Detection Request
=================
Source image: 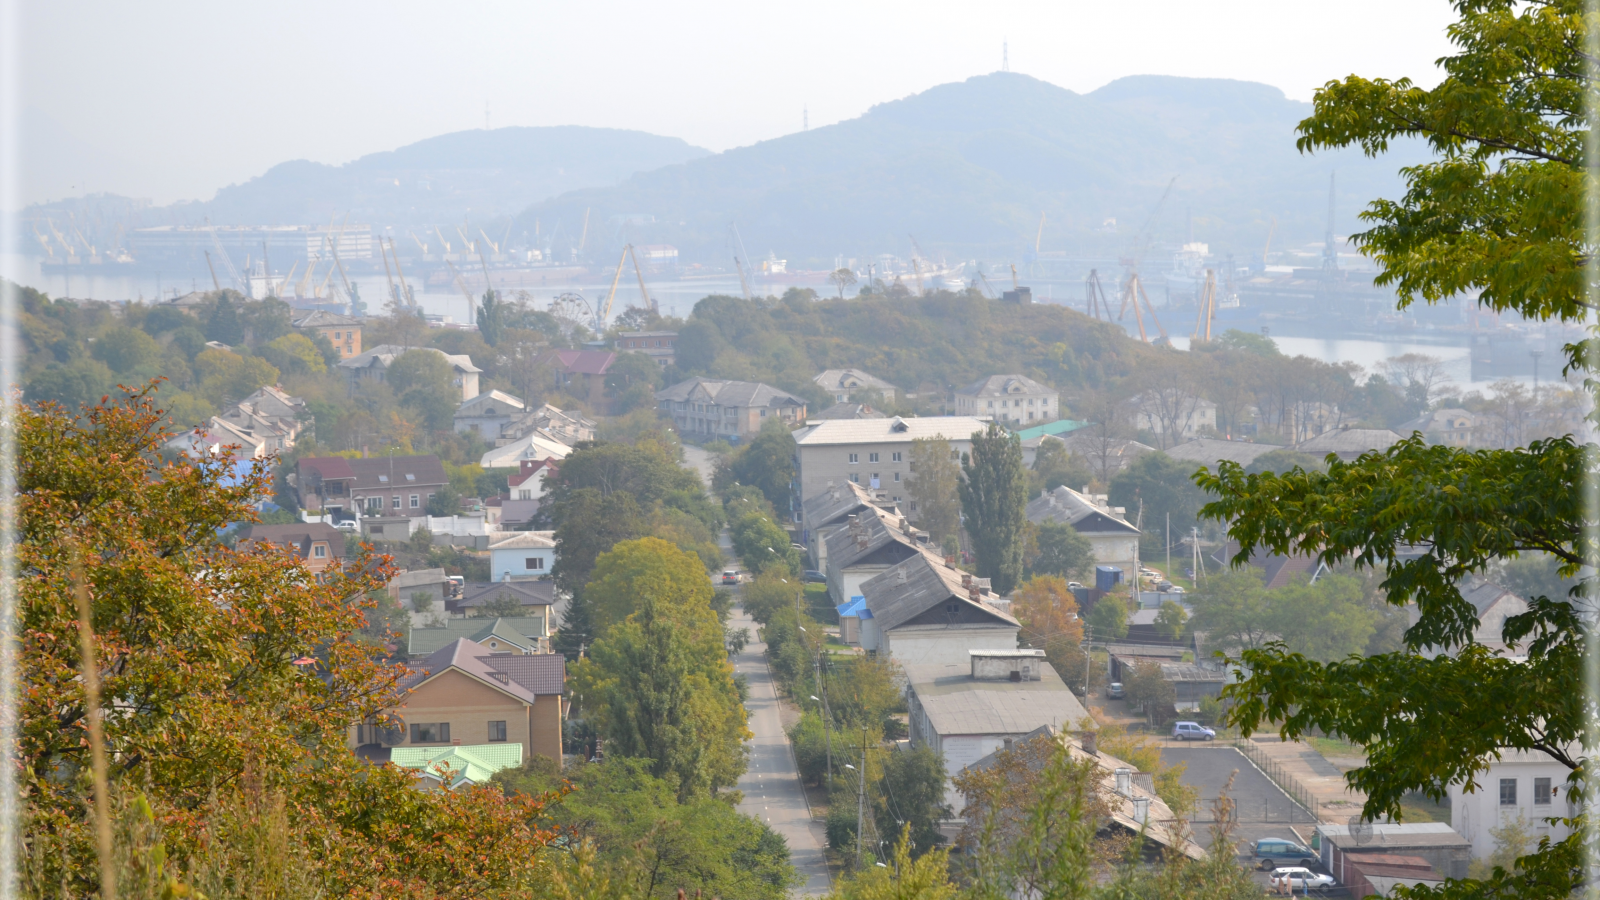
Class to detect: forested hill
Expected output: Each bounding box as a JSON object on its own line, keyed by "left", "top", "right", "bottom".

{"left": 188, "top": 126, "right": 711, "bottom": 227}
{"left": 517, "top": 72, "right": 1431, "bottom": 265}
{"left": 675, "top": 290, "right": 1157, "bottom": 409}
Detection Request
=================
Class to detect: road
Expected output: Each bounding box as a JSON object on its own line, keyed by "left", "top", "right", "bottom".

{"left": 731, "top": 603, "right": 832, "bottom": 896}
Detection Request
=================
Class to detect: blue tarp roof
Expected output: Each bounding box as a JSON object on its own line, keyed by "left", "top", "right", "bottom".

{"left": 837, "top": 597, "right": 872, "bottom": 618}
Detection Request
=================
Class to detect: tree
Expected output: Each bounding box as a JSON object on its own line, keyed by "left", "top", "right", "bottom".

{"left": 584, "top": 537, "right": 716, "bottom": 635}
{"left": 478, "top": 288, "right": 507, "bottom": 346}
{"left": 495, "top": 757, "right": 800, "bottom": 900}
{"left": 1086, "top": 596, "right": 1129, "bottom": 642}
{"left": 716, "top": 416, "right": 798, "bottom": 512}
{"left": 1186, "top": 567, "right": 1275, "bottom": 652}
{"left": 1124, "top": 660, "right": 1176, "bottom": 723}
{"left": 1028, "top": 520, "right": 1093, "bottom": 580}
{"left": 1010, "top": 576, "right": 1085, "bottom": 689}
{"left": 386, "top": 349, "right": 457, "bottom": 431}
{"left": 731, "top": 507, "right": 800, "bottom": 576}
{"left": 571, "top": 543, "right": 750, "bottom": 800}
{"left": 1199, "top": 7, "right": 1592, "bottom": 894}
{"left": 1155, "top": 599, "right": 1189, "bottom": 641}
{"left": 551, "top": 488, "right": 645, "bottom": 598}
{"left": 91, "top": 326, "right": 163, "bottom": 374}
{"left": 827, "top": 826, "right": 955, "bottom": 900}
{"left": 264, "top": 332, "right": 328, "bottom": 374}
{"left": 204, "top": 294, "right": 245, "bottom": 345}
{"left": 959, "top": 423, "right": 1028, "bottom": 594}
{"left": 872, "top": 748, "right": 950, "bottom": 857}
{"left": 1029, "top": 436, "right": 1092, "bottom": 497}
{"left": 193, "top": 348, "right": 279, "bottom": 405}
{"left": 18, "top": 385, "right": 560, "bottom": 896}
{"left": 1109, "top": 450, "right": 1210, "bottom": 560}
{"left": 604, "top": 350, "right": 665, "bottom": 414}
{"left": 828, "top": 268, "right": 859, "bottom": 299}
{"left": 905, "top": 435, "right": 961, "bottom": 546}
{"left": 425, "top": 482, "right": 462, "bottom": 517}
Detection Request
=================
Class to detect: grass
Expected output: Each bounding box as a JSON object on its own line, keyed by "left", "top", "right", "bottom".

{"left": 1398, "top": 791, "right": 1451, "bottom": 824}
{"left": 1308, "top": 736, "right": 1365, "bottom": 759}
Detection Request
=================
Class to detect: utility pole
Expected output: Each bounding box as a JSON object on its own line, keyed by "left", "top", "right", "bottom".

{"left": 1166, "top": 512, "right": 1171, "bottom": 578}
{"left": 857, "top": 727, "right": 868, "bottom": 865}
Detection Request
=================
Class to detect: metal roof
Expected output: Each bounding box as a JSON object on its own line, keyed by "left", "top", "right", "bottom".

{"left": 956, "top": 374, "right": 1055, "bottom": 399}
{"left": 801, "top": 479, "right": 896, "bottom": 530}
{"left": 406, "top": 617, "right": 546, "bottom": 658}
{"left": 655, "top": 376, "right": 806, "bottom": 408}
{"left": 909, "top": 662, "right": 1088, "bottom": 735}
{"left": 859, "top": 549, "right": 1018, "bottom": 633}
{"left": 1163, "top": 438, "right": 1280, "bottom": 468}
{"left": 823, "top": 506, "right": 924, "bottom": 572}
{"left": 488, "top": 531, "right": 556, "bottom": 550}
{"left": 1295, "top": 428, "right": 1403, "bottom": 457}
{"left": 390, "top": 742, "right": 524, "bottom": 788}
{"left": 794, "top": 416, "right": 990, "bottom": 446}
{"left": 1026, "top": 486, "right": 1139, "bottom": 536}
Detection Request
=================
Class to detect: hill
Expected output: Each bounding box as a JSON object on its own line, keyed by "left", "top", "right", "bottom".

{"left": 514, "top": 73, "right": 1432, "bottom": 266}
{"left": 186, "top": 126, "right": 711, "bottom": 227}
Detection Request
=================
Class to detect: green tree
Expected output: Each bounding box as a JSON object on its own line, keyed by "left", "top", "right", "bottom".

{"left": 264, "top": 332, "right": 328, "bottom": 375}
{"left": 1029, "top": 437, "right": 1092, "bottom": 497}
{"left": 731, "top": 508, "right": 800, "bottom": 576}
{"left": 826, "top": 826, "right": 955, "bottom": 900}
{"left": 551, "top": 488, "right": 645, "bottom": 598}
{"left": 1028, "top": 520, "right": 1093, "bottom": 580}
{"left": 425, "top": 482, "right": 461, "bottom": 517}
{"left": 1271, "top": 574, "right": 1379, "bottom": 663}
{"left": 872, "top": 747, "right": 949, "bottom": 856}
{"left": 474, "top": 591, "right": 526, "bottom": 618}
{"left": 1124, "top": 660, "right": 1176, "bottom": 723}
{"left": 386, "top": 349, "right": 457, "bottom": 431}
{"left": 91, "top": 326, "right": 163, "bottom": 374}
{"left": 584, "top": 537, "right": 715, "bottom": 635}
{"left": 495, "top": 757, "right": 800, "bottom": 900}
{"left": 959, "top": 423, "right": 1028, "bottom": 594}
{"left": 906, "top": 435, "right": 961, "bottom": 546}
{"left": 1087, "top": 596, "right": 1129, "bottom": 641}
{"left": 1197, "top": 7, "right": 1593, "bottom": 895}
{"left": 604, "top": 350, "right": 665, "bottom": 414}
{"left": 1109, "top": 450, "right": 1209, "bottom": 559}
{"left": 1186, "top": 567, "right": 1274, "bottom": 652}
{"left": 478, "top": 288, "right": 506, "bottom": 346}
{"left": 204, "top": 294, "right": 245, "bottom": 345}
{"left": 716, "top": 416, "right": 798, "bottom": 512}
{"left": 1155, "top": 599, "right": 1189, "bottom": 641}
{"left": 24, "top": 360, "right": 115, "bottom": 409}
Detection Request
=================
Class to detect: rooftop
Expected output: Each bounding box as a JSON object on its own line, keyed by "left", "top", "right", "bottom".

{"left": 390, "top": 742, "right": 524, "bottom": 788}
{"left": 406, "top": 617, "right": 547, "bottom": 658}
{"left": 794, "top": 416, "right": 991, "bottom": 446}
{"left": 1012, "top": 419, "right": 1088, "bottom": 441}
{"left": 656, "top": 377, "right": 807, "bottom": 409}
{"left": 907, "top": 661, "right": 1089, "bottom": 735}
{"left": 487, "top": 531, "right": 556, "bottom": 550}
{"left": 957, "top": 374, "right": 1056, "bottom": 398}
{"left": 860, "top": 549, "right": 1018, "bottom": 633}
{"left": 1163, "top": 438, "right": 1280, "bottom": 468}
{"left": 1026, "top": 486, "right": 1139, "bottom": 536}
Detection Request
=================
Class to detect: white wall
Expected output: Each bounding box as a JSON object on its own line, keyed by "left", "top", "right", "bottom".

{"left": 490, "top": 547, "right": 557, "bottom": 582}
{"left": 883, "top": 627, "right": 1019, "bottom": 670}
{"left": 939, "top": 734, "right": 1012, "bottom": 813}
{"left": 1450, "top": 752, "right": 1573, "bottom": 858}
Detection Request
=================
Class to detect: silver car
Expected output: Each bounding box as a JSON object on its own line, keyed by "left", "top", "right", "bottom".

{"left": 1269, "top": 867, "right": 1335, "bottom": 892}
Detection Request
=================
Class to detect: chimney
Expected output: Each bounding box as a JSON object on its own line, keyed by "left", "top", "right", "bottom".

{"left": 895, "top": 566, "right": 908, "bottom": 585}
{"left": 968, "top": 585, "right": 980, "bottom": 603}
{"left": 1115, "top": 767, "right": 1132, "bottom": 796}
{"left": 945, "top": 555, "right": 958, "bottom": 569}
{"left": 899, "top": 516, "right": 909, "bottom": 533}
{"left": 1080, "top": 731, "right": 1098, "bottom": 756}
{"left": 1003, "top": 737, "right": 1014, "bottom": 751}
{"left": 1132, "top": 796, "right": 1150, "bottom": 825}
{"left": 961, "top": 573, "right": 972, "bottom": 588}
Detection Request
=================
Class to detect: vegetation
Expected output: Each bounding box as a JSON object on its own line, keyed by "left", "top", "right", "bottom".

{"left": 959, "top": 423, "right": 1029, "bottom": 594}
{"left": 1199, "top": 4, "right": 1592, "bottom": 897}
{"left": 906, "top": 435, "right": 962, "bottom": 547}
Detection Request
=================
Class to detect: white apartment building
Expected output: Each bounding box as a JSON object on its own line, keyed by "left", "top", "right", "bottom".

{"left": 952, "top": 375, "right": 1059, "bottom": 426}
{"left": 793, "top": 416, "right": 990, "bottom": 519}
{"left": 1450, "top": 749, "right": 1575, "bottom": 859}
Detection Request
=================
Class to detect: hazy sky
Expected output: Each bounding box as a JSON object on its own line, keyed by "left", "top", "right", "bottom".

{"left": 14, "top": 0, "right": 1458, "bottom": 206}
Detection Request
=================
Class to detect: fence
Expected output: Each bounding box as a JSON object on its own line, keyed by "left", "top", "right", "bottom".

{"left": 1234, "top": 739, "right": 1322, "bottom": 820}
{"left": 1191, "top": 795, "right": 1319, "bottom": 825}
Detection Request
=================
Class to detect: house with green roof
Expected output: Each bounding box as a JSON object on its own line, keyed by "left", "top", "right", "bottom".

{"left": 406, "top": 616, "right": 547, "bottom": 659}
{"left": 390, "top": 743, "right": 525, "bottom": 789}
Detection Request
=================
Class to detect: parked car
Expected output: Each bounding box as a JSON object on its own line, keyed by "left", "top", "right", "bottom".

{"left": 1254, "top": 839, "right": 1317, "bottom": 869}
{"left": 335, "top": 519, "right": 360, "bottom": 532}
{"left": 803, "top": 569, "right": 827, "bottom": 584}
{"left": 721, "top": 569, "right": 741, "bottom": 585}
{"left": 1167, "top": 586, "right": 1186, "bottom": 594}
{"left": 1171, "top": 721, "right": 1215, "bottom": 741}
{"left": 1106, "top": 682, "right": 1125, "bottom": 700}
{"left": 1067, "top": 581, "right": 1084, "bottom": 590}
{"left": 1268, "top": 867, "right": 1335, "bottom": 891}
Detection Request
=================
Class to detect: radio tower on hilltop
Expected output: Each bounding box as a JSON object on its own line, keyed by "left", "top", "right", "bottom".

{"left": 1003, "top": 40, "right": 1009, "bottom": 72}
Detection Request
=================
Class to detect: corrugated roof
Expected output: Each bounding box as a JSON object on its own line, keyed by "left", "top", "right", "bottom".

{"left": 655, "top": 376, "right": 806, "bottom": 408}
{"left": 347, "top": 455, "right": 448, "bottom": 492}
{"left": 801, "top": 480, "right": 896, "bottom": 530}
{"left": 910, "top": 662, "right": 1088, "bottom": 734}
{"left": 390, "top": 742, "right": 525, "bottom": 788}
{"left": 406, "top": 618, "right": 546, "bottom": 657}
{"left": 1026, "top": 486, "right": 1139, "bottom": 537}
{"left": 957, "top": 374, "right": 1055, "bottom": 399}
{"left": 813, "top": 368, "right": 897, "bottom": 393}
{"left": 541, "top": 349, "right": 616, "bottom": 376}
{"left": 482, "top": 653, "right": 566, "bottom": 695}
{"left": 1163, "top": 438, "right": 1279, "bottom": 468}
{"left": 824, "top": 506, "right": 924, "bottom": 572}
{"left": 1295, "top": 428, "right": 1402, "bottom": 457}
{"left": 794, "top": 416, "right": 990, "bottom": 446}
{"left": 1012, "top": 419, "right": 1088, "bottom": 440}
{"left": 812, "top": 402, "right": 888, "bottom": 420}
{"left": 860, "top": 549, "right": 1018, "bottom": 633}
{"left": 488, "top": 531, "right": 556, "bottom": 550}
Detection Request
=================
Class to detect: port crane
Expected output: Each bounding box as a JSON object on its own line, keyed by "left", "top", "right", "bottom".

{"left": 444, "top": 258, "right": 477, "bottom": 314}
{"left": 203, "top": 218, "right": 244, "bottom": 291}
{"left": 390, "top": 238, "right": 416, "bottom": 308}
{"left": 1191, "top": 269, "right": 1217, "bottom": 342}
{"left": 1084, "top": 270, "right": 1111, "bottom": 320}
{"left": 729, "top": 223, "right": 755, "bottom": 300}
{"left": 1116, "top": 177, "right": 1177, "bottom": 343}
{"left": 1033, "top": 212, "right": 1046, "bottom": 276}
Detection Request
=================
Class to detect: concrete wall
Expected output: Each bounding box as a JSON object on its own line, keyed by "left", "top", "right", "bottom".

{"left": 883, "top": 627, "right": 1020, "bottom": 669}
{"left": 799, "top": 436, "right": 974, "bottom": 522}
{"left": 1450, "top": 752, "right": 1573, "bottom": 858}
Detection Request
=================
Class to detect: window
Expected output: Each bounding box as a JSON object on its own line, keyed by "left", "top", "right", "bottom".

{"left": 910, "top": 500, "right": 918, "bottom": 510}
{"left": 760, "top": 409, "right": 768, "bottom": 417}
{"left": 378, "top": 474, "right": 389, "bottom": 483}
{"left": 848, "top": 453, "right": 859, "bottom": 464}
{"left": 526, "top": 556, "right": 544, "bottom": 570}
{"left": 892, "top": 452, "right": 902, "bottom": 462}
{"left": 409, "top": 494, "right": 420, "bottom": 508}
{"left": 410, "top": 722, "right": 450, "bottom": 743}
{"left": 333, "top": 331, "right": 341, "bottom": 340}
{"left": 1500, "top": 778, "right": 1518, "bottom": 806}
{"left": 1028, "top": 399, "right": 1035, "bottom": 405}
{"left": 392, "top": 495, "right": 401, "bottom": 509}
{"left": 367, "top": 497, "right": 381, "bottom": 512}
{"left": 488, "top": 720, "right": 507, "bottom": 742}
{"left": 406, "top": 473, "right": 416, "bottom": 482}
{"left": 869, "top": 452, "right": 879, "bottom": 463}
{"left": 987, "top": 400, "right": 994, "bottom": 408}
{"left": 1535, "top": 777, "right": 1553, "bottom": 804}
{"left": 849, "top": 473, "right": 860, "bottom": 484}
{"left": 893, "top": 472, "right": 900, "bottom": 482}
{"left": 518, "top": 489, "right": 532, "bottom": 500}
{"left": 313, "top": 544, "right": 327, "bottom": 559}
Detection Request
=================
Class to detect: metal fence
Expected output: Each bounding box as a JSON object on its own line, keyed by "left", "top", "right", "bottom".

{"left": 1233, "top": 739, "right": 1322, "bottom": 820}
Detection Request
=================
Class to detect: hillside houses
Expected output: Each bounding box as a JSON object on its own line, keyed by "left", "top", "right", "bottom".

{"left": 166, "top": 385, "right": 309, "bottom": 459}
{"left": 1027, "top": 486, "right": 1141, "bottom": 579}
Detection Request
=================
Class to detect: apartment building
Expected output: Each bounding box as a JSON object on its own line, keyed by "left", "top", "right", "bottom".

{"left": 952, "top": 375, "right": 1060, "bottom": 426}
{"left": 793, "top": 416, "right": 989, "bottom": 517}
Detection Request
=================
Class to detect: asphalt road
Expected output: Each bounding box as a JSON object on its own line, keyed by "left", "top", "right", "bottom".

{"left": 731, "top": 604, "right": 833, "bottom": 896}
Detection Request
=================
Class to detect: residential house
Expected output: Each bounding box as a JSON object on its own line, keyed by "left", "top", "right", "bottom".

{"left": 166, "top": 385, "right": 309, "bottom": 459}
{"left": 536, "top": 349, "right": 617, "bottom": 408}
{"left": 793, "top": 416, "right": 989, "bottom": 516}
{"left": 1127, "top": 391, "right": 1218, "bottom": 445}
{"left": 295, "top": 454, "right": 449, "bottom": 539}
{"left": 614, "top": 330, "right": 678, "bottom": 367}
{"left": 291, "top": 310, "right": 363, "bottom": 360}
{"left": 656, "top": 377, "right": 808, "bottom": 442}
{"left": 1398, "top": 408, "right": 1475, "bottom": 447}
{"left": 488, "top": 531, "right": 557, "bottom": 582}
{"left": 1407, "top": 578, "right": 1530, "bottom": 658}
{"left": 962, "top": 726, "right": 1205, "bottom": 859}
{"left": 407, "top": 616, "right": 549, "bottom": 658}
{"left": 824, "top": 505, "right": 928, "bottom": 612}
{"left": 800, "top": 479, "right": 899, "bottom": 572}
{"left": 389, "top": 743, "right": 523, "bottom": 790}
{"left": 1294, "top": 427, "right": 1403, "bottom": 462}
{"left": 1026, "top": 486, "right": 1141, "bottom": 580}
{"left": 813, "top": 368, "right": 898, "bottom": 404}
{"left": 339, "top": 345, "right": 482, "bottom": 402}
{"left": 236, "top": 523, "right": 345, "bottom": 576}
{"left": 1210, "top": 540, "right": 1329, "bottom": 589}
{"left": 906, "top": 651, "right": 1091, "bottom": 811}
{"left": 390, "top": 568, "right": 452, "bottom": 626}
{"left": 1042, "top": 430, "right": 1156, "bottom": 481}
{"left": 1316, "top": 822, "right": 1471, "bottom": 883}
{"left": 812, "top": 402, "right": 887, "bottom": 421}
{"left": 451, "top": 581, "right": 557, "bottom": 624}
{"left": 497, "top": 403, "right": 596, "bottom": 447}
{"left": 354, "top": 636, "right": 564, "bottom": 767}
{"left": 856, "top": 550, "right": 1020, "bottom": 669}
{"left": 953, "top": 375, "right": 1060, "bottom": 426}
{"left": 453, "top": 390, "right": 527, "bottom": 441}
{"left": 1163, "top": 437, "right": 1279, "bottom": 471}
{"left": 479, "top": 429, "right": 572, "bottom": 470}
{"left": 1449, "top": 748, "right": 1574, "bottom": 859}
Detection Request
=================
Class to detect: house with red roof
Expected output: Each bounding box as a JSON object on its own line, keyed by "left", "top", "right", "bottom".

{"left": 536, "top": 349, "right": 616, "bottom": 409}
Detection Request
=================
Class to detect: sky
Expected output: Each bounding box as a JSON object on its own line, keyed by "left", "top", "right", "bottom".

{"left": 11, "top": 0, "right": 1458, "bottom": 207}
